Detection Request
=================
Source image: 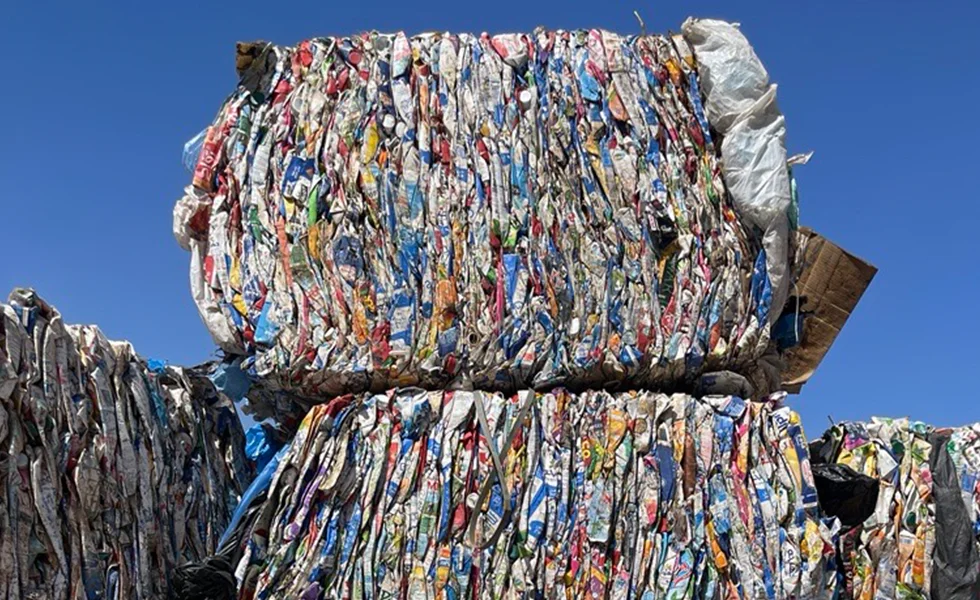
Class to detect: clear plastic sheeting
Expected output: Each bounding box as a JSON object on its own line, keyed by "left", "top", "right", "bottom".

{"left": 681, "top": 19, "right": 794, "bottom": 328}
{"left": 0, "top": 289, "right": 252, "bottom": 600}
{"left": 230, "top": 388, "right": 838, "bottom": 599}
{"left": 175, "top": 25, "right": 789, "bottom": 399}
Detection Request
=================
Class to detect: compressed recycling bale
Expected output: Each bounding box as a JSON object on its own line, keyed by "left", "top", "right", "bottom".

{"left": 0, "top": 289, "right": 252, "bottom": 600}
{"left": 815, "top": 418, "right": 980, "bottom": 599}
{"left": 229, "top": 388, "right": 838, "bottom": 599}
{"left": 175, "top": 24, "right": 795, "bottom": 399}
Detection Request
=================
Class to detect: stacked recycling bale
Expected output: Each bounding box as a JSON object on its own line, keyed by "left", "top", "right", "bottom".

{"left": 0, "top": 289, "right": 251, "bottom": 600}
{"left": 232, "top": 389, "right": 839, "bottom": 599}
{"left": 174, "top": 19, "right": 797, "bottom": 404}
{"left": 172, "top": 17, "right": 836, "bottom": 600}
{"left": 811, "top": 418, "right": 980, "bottom": 599}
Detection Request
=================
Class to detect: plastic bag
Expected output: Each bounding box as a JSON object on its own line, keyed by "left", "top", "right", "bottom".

{"left": 812, "top": 463, "right": 879, "bottom": 527}
{"left": 170, "top": 556, "right": 237, "bottom": 600}
{"left": 719, "top": 87, "right": 790, "bottom": 233}
{"left": 679, "top": 19, "right": 770, "bottom": 133}
{"left": 682, "top": 19, "right": 794, "bottom": 323}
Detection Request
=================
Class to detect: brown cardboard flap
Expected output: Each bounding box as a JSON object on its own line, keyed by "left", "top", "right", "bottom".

{"left": 781, "top": 228, "right": 877, "bottom": 393}
{"left": 236, "top": 41, "right": 270, "bottom": 78}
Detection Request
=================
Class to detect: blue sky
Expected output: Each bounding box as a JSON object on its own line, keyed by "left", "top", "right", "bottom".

{"left": 3, "top": 0, "right": 978, "bottom": 436}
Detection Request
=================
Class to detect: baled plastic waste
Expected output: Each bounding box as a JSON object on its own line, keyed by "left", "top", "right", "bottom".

{"left": 225, "top": 388, "right": 839, "bottom": 599}
{"left": 175, "top": 23, "right": 797, "bottom": 400}
{"left": 0, "top": 289, "right": 251, "bottom": 600}
{"left": 813, "top": 418, "right": 980, "bottom": 600}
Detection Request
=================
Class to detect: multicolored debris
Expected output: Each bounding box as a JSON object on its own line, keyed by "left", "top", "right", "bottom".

{"left": 230, "top": 388, "right": 838, "bottom": 599}
{"left": 175, "top": 20, "right": 797, "bottom": 400}
{"left": 811, "top": 418, "right": 980, "bottom": 600}
{"left": 0, "top": 289, "right": 251, "bottom": 600}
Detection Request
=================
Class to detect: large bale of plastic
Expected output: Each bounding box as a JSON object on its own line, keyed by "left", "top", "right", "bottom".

{"left": 813, "top": 418, "right": 980, "bottom": 599}
{"left": 0, "top": 289, "right": 252, "bottom": 600}
{"left": 175, "top": 23, "right": 798, "bottom": 399}
{"left": 225, "top": 388, "right": 838, "bottom": 599}
{"left": 945, "top": 425, "right": 980, "bottom": 540}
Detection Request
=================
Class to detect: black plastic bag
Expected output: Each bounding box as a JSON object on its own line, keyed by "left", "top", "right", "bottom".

{"left": 170, "top": 555, "right": 237, "bottom": 600}
{"left": 929, "top": 432, "right": 980, "bottom": 600}
{"left": 169, "top": 496, "right": 267, "bottom": 600}
{"left": 813, "top": 462, "right": 879, "bottom": 527}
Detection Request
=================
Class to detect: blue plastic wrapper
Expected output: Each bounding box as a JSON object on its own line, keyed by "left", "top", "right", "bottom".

{"left": 245, "top": 422, "right": 284, "bottom": 472}
{"left": 210, "top": 356, "right": 251, "bottom": 402}
{"left": 219, "top": 445, "right": 287, "bottom": 548}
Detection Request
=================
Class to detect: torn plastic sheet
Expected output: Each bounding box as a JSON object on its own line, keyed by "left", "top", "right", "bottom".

{"left": 174, "top": 23, "right": 797, "bottom": 400}
{"left": 682, "top": 19, "right": 795, "bottom": 330}
{"left": 244, "top": 422, "right": 286, "bottom": 473}
{"left": 227, "top": 388, "right": 838, "bottom": 599}
{"left": 817, "top": 418, "right": 980, "bottom": 599}
{"left": 0, "top": 289, "right": 252, "bottom": 600}
{"left": 213, "top": 362, "right": 313, "bottom": 429}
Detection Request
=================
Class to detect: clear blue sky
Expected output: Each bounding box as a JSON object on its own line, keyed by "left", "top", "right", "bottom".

{"left": 3, "top": 0, "right": 978, "bottom": 435}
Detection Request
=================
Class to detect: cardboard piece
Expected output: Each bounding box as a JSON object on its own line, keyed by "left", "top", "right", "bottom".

{"left": 780, "top": 228, "right": 876, "bottom": 393}
{"left": 236, "top": 41, "right": 268, "bottom": 77}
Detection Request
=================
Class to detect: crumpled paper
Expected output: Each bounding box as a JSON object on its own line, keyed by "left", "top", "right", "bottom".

{"left": 230, "top": 388, "right": 838, "bottom": 599}
{"left": 175, "top": 25, "right": 790, "bottom": 399}
{"left": 0, "top": 289, "right": 251, "bottom": 600}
